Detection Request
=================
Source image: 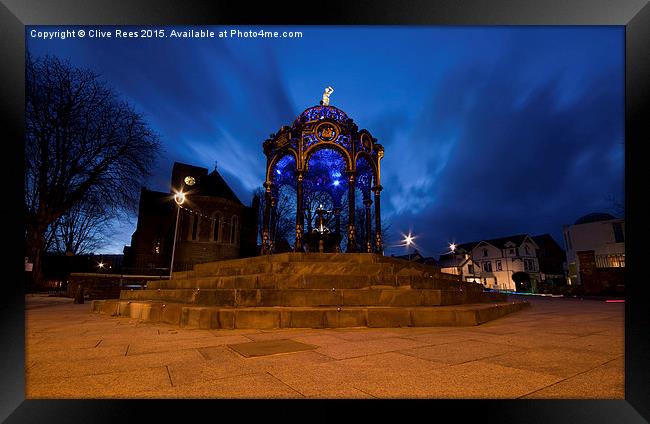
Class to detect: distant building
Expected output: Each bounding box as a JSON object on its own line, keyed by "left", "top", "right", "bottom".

{"left": 562, "top": 213, "right": 625, "bottom": 289}
{"left": 452, "top": 234, "right": 541, "bottom": 291}
{"left": 123, "top": 162, "right": 259, "bottom": 272}
{"left": 532, "top": 234, "right": 568, "bottom": 284}
{"left": 438, "top": 253, "right": 484, "bottom": 284}
{"left": 391, "top": 250, "right": 439, "bottom": 266}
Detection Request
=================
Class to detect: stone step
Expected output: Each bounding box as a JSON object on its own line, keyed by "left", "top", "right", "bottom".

{"left": 171, "top": 253, "right": 442, "bottom": 278}
{"left": 145, "top": 273, "right": 470, "bottom": 291}
{"left": 193, "top": 252, "right": 384, "bottom": 270}
{"left": 91, "top": 299, "right": 530, "bottom": 329}
{"left": 119, "top": 288, "right": 504, "bottom": 307}
{"left": 190, "top": 261, "right": 400, "bottom": 278}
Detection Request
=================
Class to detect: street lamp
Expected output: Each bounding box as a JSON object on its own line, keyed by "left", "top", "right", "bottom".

{"left": 404, "top": 233, "right": 414, "bottom": 261}
{"left": 170, "top": 190, "right": 186, "bottom": 279}
{"left": 449, "top": 242, "right": 464, "bottom": 285}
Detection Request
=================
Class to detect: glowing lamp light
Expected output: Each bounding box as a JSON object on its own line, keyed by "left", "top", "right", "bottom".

{"left": 333, "top": 180, "right": 340, "bottom": 186}
{"left": 174, "top": 191, "right": 186, "bottom": 205}
{"left": 404, "top": 234, "right": 414, "bottom": 246}
{"left": 276, "top": 169, "right": 281, "bottom": 175}
{"left": 450, "top": 243, "right": 456, "bottom": 252}
{"left": 97, "top": 261, "right": 105, "bottom": 269}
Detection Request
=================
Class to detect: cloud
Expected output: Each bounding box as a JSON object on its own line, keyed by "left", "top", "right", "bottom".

{"left": 384, "top": 41, "right": 623, "bottom": 255}
{"left": 28, "top": 27, "right": 623, "bottom": 256}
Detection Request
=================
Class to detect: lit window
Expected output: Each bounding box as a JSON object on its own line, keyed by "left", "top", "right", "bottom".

{"left": 230, "top": 215, "right": 238, "bottom": 244}
{"left": 213, "top": 212, "right": 222, "bottom": 242}
{"left": 190, "top": 213, "right": 200, "bottom": 241}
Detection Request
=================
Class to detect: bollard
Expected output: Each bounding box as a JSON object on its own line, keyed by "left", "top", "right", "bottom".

{"left": 74, "top": 284, "right": 85, "bottom": 304}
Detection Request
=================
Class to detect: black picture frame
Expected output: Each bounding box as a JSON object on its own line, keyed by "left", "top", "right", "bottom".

{"left": 1, "top": 0, "right": 647, "bottom": 422}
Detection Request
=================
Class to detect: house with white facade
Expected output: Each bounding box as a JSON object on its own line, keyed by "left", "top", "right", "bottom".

{"left": 438, "top": 253, "right": 485, "bottom": 284}
{"left": 453, "top": 234, "right": 541, "bottom": 291}
{"left": 562, "top": 213, "right": 625, "bottom": 285}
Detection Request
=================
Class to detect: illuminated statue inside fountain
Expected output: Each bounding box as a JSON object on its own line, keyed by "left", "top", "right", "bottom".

{"left": 320, "top": 86, "right": 334, "bottom": 106}
{"left": 313, "top": 204, "right": 331, "bottom": 234}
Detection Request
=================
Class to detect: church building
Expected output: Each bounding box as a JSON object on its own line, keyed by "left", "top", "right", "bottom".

{"left": 123, "top": 162, "right": 259, "bottom": 272}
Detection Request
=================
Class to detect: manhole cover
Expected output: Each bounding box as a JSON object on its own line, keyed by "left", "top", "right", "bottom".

{"left": 227, "top": 339, "right": 317, "bottom": 358}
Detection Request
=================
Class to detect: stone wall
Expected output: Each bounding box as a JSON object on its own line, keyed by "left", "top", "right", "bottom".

{"left": 175, "top": 241, "right": 240, "bottom": 265}
{"left": 66, "top": 273, "right": 164, "bottom": 300}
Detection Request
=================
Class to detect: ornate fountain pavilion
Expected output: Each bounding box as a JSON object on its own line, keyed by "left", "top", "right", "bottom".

{"left": 261, "top": 102, "right": 384, "bottom": 254}
{"left": 91, "top": 91, "right": 529, "bottom": 331}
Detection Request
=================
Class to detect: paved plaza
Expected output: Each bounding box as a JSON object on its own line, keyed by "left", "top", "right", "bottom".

{"left": 25, "top": 294, "right": 624, "bottom": 399}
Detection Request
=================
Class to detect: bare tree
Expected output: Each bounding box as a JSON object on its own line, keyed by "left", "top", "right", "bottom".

{"left": 25, "top": 54, "right": 160, "bottom": 283}
{"left": 256, "top": 186, "right": 298, "bottom": 249}
{"left": 303, "top": 191, "right": 336, "bottom": 233}
{"left": 48, "top": 190, "right": 114, "bottom": 255}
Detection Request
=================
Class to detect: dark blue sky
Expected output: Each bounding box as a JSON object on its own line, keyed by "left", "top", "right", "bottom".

{"left": 27, "top": 26, "right": 624, "bottom": 257}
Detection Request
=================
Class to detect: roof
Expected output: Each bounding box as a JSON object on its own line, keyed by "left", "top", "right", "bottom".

{"left": 574, "top": 212, "right": 617, "bottom": 225}
{"left": 439, "top": 257, "right": 466, "bottom": 268}
{"left": 532, "top": 234, "right": 563, "bottom": 250}
{"left": 392, "top": 249, "right": 423, "bottom": 261}
{"left": 173, "top": 161, "right": 243, "bottom": 205}
{"left": 194, "top": 169, "right": 243, "bottom": 205}
{"left": 391, "top": 250, "right": 438, "bottom": 265}
{"left": 456, "top": 234, "right": 532, "bottom": 252}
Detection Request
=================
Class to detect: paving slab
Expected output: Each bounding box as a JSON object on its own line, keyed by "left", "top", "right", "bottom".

{"left": 156, "top": 372, "right": 306, "bottom": 398}
{"left": 25, "top": 295, "right": 625, "bottom": 399}
{"left": 541, "top": 333, "right": 625, "bottom": 355}
{"left": 268, "top": 352, "right": 448, "bottom": 398}
{"left": 461, "top": 331, "right": 581, "bottom": 349}
{"left": 400, "top": 339, "right": 525, "bottom": 365}
{"left": 26, "top": 365, "right": 173, "bottom": 399}
{"left": 125, "top": 334, "right": 254, "bottom": 356}
{"left": 478, "top": 346, "right": 617, "bottom": 378}
{"left": 351, "top": 361, "right": 563, "bottom": 398}
{"left": 227, "top": 339, "right": 318, "bottom": 357}
{"left": 521, "top": 357, "right": 625, "bottom": 399}
{"left": 314, "top": 337, "right": 430, "bottom": 360}
{"left": 28, "top": 348, "right": 205, "bottom": 383}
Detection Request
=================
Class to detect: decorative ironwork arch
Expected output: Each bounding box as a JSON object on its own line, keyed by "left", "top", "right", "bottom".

{"left": 266, "top": 149, "right": 299, "bottom": 185}
{"left": 304, "top": 143, "right": 353, "bottom": 173}
{"left": 262, "top": 102, "right": 384, "bottom": 255}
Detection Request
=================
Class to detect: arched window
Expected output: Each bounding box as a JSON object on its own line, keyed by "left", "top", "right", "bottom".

{"left": 212, "top": 212, "right": 223, "bottom": 242}
{"left": 230, "top": 215, "right": 238, "bottom": 245}
{"left": 189, "top": 212, "right": 200, "bottom": 241}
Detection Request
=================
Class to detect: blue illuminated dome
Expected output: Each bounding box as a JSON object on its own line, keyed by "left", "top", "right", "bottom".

{"left": 292, "top": 105, "right": 351, "bottom": 129}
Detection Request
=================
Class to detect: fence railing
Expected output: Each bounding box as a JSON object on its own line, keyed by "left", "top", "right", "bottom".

{"left": 595, "top": 254, "right": 625, "bottom": 268}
